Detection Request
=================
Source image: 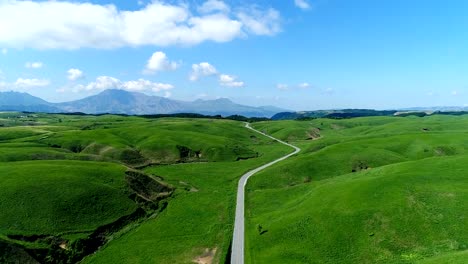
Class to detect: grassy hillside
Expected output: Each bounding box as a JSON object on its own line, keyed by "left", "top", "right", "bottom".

{"left": 0, "top": 160, "right": 136, "bottom": 236}
{"left": 246, "top": 115, "right": 468, "bottom": 263}
{"left": 84, "top": 143, "right": 291, "bottom": 264}
{"left": 0, "top": 112, "right": 291, "bottom": 263}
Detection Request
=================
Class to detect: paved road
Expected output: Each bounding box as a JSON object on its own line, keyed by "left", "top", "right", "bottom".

{"left": 231, "top": 123, "right": 301, "bottom": 264}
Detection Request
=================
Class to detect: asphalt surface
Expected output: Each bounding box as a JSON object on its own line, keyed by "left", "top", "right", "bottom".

{"left": 231, "top": 123, "right": 301, "bottom": 264}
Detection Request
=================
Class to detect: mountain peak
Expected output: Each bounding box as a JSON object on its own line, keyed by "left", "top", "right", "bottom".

{"left": 213, "top": 98, "right": 233, "bottom": 104}
{"left": 98, "top": 89, "right": 135, "bottom": 96}
{"left": 0, "top": 90, "right": 287, "bottom": 117}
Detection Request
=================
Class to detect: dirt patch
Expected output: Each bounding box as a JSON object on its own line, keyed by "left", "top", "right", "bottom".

{"left": 439, "top": 192, "right": 455, "bottom": 198}
{"left": 99, "top": 145, "right": 114, "bottom": 155}
{"left": 306, "top": 128, "right": 321, "bottom": 140}
{"left": 59, "top": 242, "right": 68, "bottom": 250}
{"left": 125, "top": 170, "right": 173, "bottom": 202}
{"left": 331, "top": 124, "right": 345, "bottom": 130}
{"left": 193, "top": 248, "right": 217, "bottom": 264}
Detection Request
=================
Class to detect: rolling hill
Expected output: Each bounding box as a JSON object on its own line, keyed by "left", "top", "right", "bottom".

{"left": 245, "top": 116, "right": 468, "bottom": 263}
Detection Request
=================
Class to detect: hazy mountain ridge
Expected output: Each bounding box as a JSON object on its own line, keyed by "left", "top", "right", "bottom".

{"left": 0, "top": 90, "right": 286, "bottom": 118}
{"left": 0, "top": 91, "right": 61, "bottom": 113}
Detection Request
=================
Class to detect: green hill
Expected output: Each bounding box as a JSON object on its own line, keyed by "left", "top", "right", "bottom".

{"left": 246, "top": 115, "right": 468, "bottom": 263}
{"left": 0, "top": 112, "right": 291, "bottom": 263}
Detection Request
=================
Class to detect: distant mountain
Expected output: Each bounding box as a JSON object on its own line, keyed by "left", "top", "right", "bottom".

{"left": 272, "top": 109, "right": 398, "bottom": 120}
{"left": 179, "top": 98, "right": 286, "bottom": 117}
{"left": 56, "top": 89, "right": 183, "bottom": 115}
{"left": 0, "top": 90, "right": 287, "bottom": 118}
{"left": 400, "top": 106, "right": 468, "bottom": 112}
{"left": 0, "top": 91, "right": 61, "bottom": 112}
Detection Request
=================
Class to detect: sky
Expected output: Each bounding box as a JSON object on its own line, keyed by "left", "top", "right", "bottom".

{"left": 1, "top": 0, "right": 468, "bottom": 111}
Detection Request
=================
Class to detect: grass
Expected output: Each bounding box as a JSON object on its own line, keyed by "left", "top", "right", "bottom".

{"left": 84, "top": 144, "right": 291, "bottom": 264}
{"left": 0, "top": 113, "right": 292, "bottom": 263}
{"left": 0, "top": 160, "right": 136, "bottom": 236}
{"left": 2, "top": 112, "right": 467, "bottom": 263}
{"left": 246, "top": 115, "right": 468, "bottom": 263}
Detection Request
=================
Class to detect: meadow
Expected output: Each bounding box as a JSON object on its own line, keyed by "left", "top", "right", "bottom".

{"left": 0, "top": 112, "right": 290, "bottom": 263}
{"left": 246, "top": 115, "right": 468, "bottom": 263}
{"left": 1, "top": 112, "right": 467, "bottom": 263}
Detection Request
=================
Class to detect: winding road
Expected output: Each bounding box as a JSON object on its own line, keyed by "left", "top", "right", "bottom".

{"left": 231, "top": 123, "right": 301, "bottom": 264}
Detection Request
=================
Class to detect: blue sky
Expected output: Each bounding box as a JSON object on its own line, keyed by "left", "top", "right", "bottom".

{"left": 1, "top": 0, "right": 468, "bottom": 110}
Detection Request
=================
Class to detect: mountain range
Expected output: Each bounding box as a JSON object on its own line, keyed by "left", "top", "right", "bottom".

{"left": 0, "top": 89, "right": 287, "bottom": 118}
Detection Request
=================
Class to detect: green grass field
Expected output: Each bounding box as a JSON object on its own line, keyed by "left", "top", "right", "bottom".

{"left": 0, "top": 160, "right": 136, "bottom": 236}
{"left": 1, "top": 112, "right": 467, "bottom": 263}
{"left": 84, "top": 144, "right": 290, "bottom": 264}
{"left": 246, "top": 115, "right": 468, "bottom": 263}
{"left": 0, "top": 113, "right": 291, "bottom": 263}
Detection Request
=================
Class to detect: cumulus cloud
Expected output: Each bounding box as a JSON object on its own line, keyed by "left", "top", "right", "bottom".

{"left": 277, "top": 84, "right": 288, "bottom": 90}
{"left": 219, "top": 74, "right": 244, "bottom": 87}
{"left": 83, "top": 76, "right": 174, "bottom": 93}
{"left": 198, "top": 0, "right": 230, "bottom": 14}
{"left": 25, "top": 62, "right": 43, "bottom": 69}
{"left": 145, "top": 51, "right": 179, "bottom": 74}
{"left": 298, "top": 82, "right": 311, "bottom": 88}
{"left": 1, "top": 48, "right": 7, "bottom": 55}
{"left": 190, "top": 62, "right": 218, "bottom": 81}
{"left": 67, "top": 68, "right": 85, "bottom": 81}
{"left": 190, "top": 62, "right": 245, "bottom": 87}
{"left": 0, "top": 1, "right": 281, "bottom": 49}
{"left": 294, "top": 0, "right": 311, "bottom": 10}
{"left": 237, "top": 8, "right": 281, "bottom": 36}
{"left": 14, "top": 78, "right": 50, "bottom": 88}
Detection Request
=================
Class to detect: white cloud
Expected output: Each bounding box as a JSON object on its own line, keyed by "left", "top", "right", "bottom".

{"left": 237, "top": 8, "right": 281, "bottom": 36}
{"left": 219, "top": 74, "right": 244, "bottom": 87}
{"left": 25, "top": 62, "right": 43, "bottom": 69}
{"left": 1, "top": 48, "right": 7, "bottom": 55}
{"left": 198, "top": 0, "right": 230, "bottom": 14}
{"left": 324, "top": 87, "right": 334, "bottom": 94}
{"left": 277, "top": 84, "right": 288, "bottom": 90}
{"left": 83, "top": 76, "right": 174, "bottom": 93}
{"left": 145, "top": 51, "right": 179, "bottom": 74}
{"left": 190, "top": 62, "right": 218, "bottom": 81}
{"left": 0, "top": 1, "right": 281, "bottom": 49}
{"left": 84, "top": 76, "right": 121, "bottom": 91}
{"left": 122, "top": 79, "right": 174, "bottom": 92}
{"left": 451, "top": 90, "right": 459, "bottom": 96}
{"left": 298, "top": 82, "right": 311, "bottom": 88}
{"left": 163, "top": 91, "right": 172, "bottom": 98}
{"left": 14, "top": 78, "right": 50, "bottom": 88}
{"left": 67, "top": 68, "right": 85, "bottom": 81}
{"left": 294, "top": 0, "right": 311, "bottom": 10}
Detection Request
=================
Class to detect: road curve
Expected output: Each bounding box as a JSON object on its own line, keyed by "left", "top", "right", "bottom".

{"left": 231, "top": 123, "right": 301, "bottom": 264}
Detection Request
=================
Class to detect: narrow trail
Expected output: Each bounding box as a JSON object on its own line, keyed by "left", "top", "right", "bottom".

{"left": 231, "top": 123, "right": 301, "bottom": 264}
